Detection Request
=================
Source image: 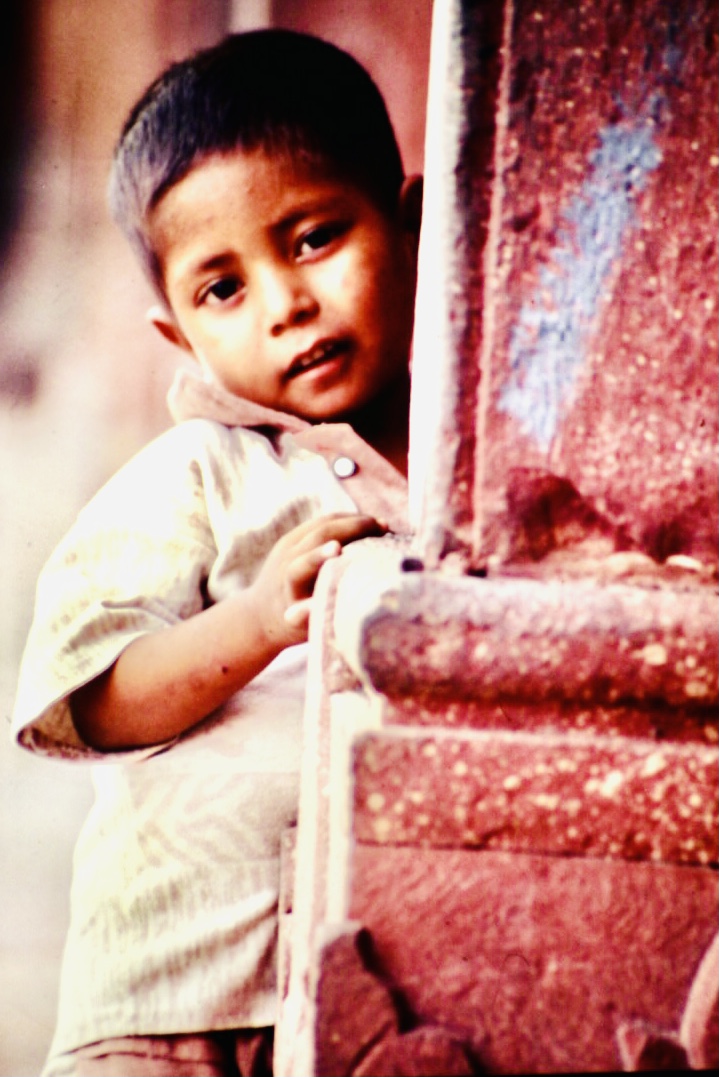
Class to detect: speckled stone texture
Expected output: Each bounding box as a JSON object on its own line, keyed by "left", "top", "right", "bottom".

{"left": 332, "top": 545, "right": 718, "bottom": 747}
{"left": 355, "top": 571, "right": 718, "bottom": 712}
{"left": 680, "top": 930, "right": 719, "bottom": 1069}
{"left": 409, "top": 0, "right": 718, "bottom": 568}
{"left": 277, "top": 541, "right": 718, "bottom": 1074}
{"left": 477, "top": 0, "right": 719, "bottom": 567}
{"left": 274, "top": 557, "right": 348, "bottom": 1077}
{"left": 275, "top": 1, "right": 719, "bottom": 1073}
{"left": 347, "top": 847, "right": 718, "bottom": 1074}
{"left": 309, "top": 925, "right": 478, "bottom": 1076}
{"left": 311, "top": 925, "right": 399, "bottom": 1077}
{"left": 352, "top": 728, "right": 718, "bottom": 865}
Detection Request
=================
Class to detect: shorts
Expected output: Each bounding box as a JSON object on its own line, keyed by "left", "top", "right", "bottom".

{"left": 41, "top": 1028, "right": 274, "bottom": 1077}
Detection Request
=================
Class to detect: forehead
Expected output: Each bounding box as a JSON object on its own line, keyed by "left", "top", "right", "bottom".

{"left": 147, "top": 149, "right": 371, "bottom": 277}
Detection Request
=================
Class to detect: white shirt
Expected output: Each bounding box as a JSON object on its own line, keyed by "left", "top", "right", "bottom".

{"left": 12, "top": 369, "right": 407, "bottom": 1053}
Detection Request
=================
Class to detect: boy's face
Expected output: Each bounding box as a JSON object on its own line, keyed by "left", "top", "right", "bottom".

{"left": 148, "top": 149, "right": 420, "bottom": 421}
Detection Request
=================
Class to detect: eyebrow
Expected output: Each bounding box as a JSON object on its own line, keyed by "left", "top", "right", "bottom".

{"left": 270, "top": 195, "right": 349, "bottom": 236}
{"left": 164, "top": 248, "right": 241, "bottom": 296}
{"left": 185, "top": 251, "right": 238, "bottom": 278}
{"left": 172, "top": 193, "right": 352, "bottom": 285}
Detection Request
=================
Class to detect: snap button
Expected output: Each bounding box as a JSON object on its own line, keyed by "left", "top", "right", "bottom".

{"left": 332, "top": 455, "right": 358, "bottom": 479}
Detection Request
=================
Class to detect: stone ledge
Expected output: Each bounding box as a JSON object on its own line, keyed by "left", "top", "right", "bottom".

{"left": 333, "top": 547, "right": 718, "bottom": 712}
{"left": 351, "top": 726, "right": 718, "bottom": 866}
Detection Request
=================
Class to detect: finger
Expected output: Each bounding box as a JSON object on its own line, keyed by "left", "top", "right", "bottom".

{"left": 278, "top": 513, "right": 357, "bottom": 546}
{"left": 274, "top": 514, "right": 387, "bottom": 563}
{"left": 284, "top": 597, "right": 312, "bottom": 628}
{"left": 287, "top": 539, "right": 342, "bottom": 591}
{"left": 307, "top": 514, "right": 387, "bottom": 550}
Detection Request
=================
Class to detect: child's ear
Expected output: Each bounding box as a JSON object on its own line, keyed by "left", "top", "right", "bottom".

{"left": 147, "top": 305, "right": 193, "bottom": 353}
{"left": 399, "top": 174, "right": 423, "bottom": 240}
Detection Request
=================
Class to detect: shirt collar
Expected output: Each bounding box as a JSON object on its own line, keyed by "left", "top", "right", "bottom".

{"left": 167, "top": 366, "right": 409, "bottom": 534}
{"left": 167, "top": 367, "right": 310, "bottom": 433}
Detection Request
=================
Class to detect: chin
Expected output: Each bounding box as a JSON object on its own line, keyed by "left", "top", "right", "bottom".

{"left": 296, "top": 391, "right": 368, "bottom": 424}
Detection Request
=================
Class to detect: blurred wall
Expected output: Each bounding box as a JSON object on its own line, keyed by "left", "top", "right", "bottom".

{"left": 0, "top": 2, "right": 429, "bottom": 1074}
{"left": 271, "top": 0, "right": 430, "bottom": 175}
{"left": 0, "top": 2, "right": 34, "bottom": 262}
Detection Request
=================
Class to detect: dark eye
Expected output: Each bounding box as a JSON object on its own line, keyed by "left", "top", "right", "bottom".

{"left": 200, "top": 276, "right": 242, "bottom": 305}
{"left": 296, "top": 223, "right": 345, "bottom": 258}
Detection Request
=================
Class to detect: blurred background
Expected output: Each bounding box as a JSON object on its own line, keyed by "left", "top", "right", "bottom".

{"left": 0, "top": 2, "right": 430, "bottom": 1072}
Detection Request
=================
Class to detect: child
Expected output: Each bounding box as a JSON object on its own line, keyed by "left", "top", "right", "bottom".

{"left": 12, "top": 29, "right": 421, "bottom": 1077}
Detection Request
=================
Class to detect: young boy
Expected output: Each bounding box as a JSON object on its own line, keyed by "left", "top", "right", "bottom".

{"left": 12, "top": 29, "right": 421, "bottom": 1077}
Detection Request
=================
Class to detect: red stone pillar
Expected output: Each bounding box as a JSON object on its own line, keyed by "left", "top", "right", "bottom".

{"left": 410, "top": 0, "right": 718, "bottom": 571}
{"left": 278, "top": 2, "right": 718, "bottom": 1073}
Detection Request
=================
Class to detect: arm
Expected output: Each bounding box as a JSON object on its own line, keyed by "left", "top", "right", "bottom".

{"left": 71, "top": 513, "right": 383, "bottom": 751}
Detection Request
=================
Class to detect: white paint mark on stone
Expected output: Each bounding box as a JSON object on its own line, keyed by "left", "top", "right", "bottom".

{"left": 638, "top": 642, "right": 668, "bottom": 666}
{"left": 499, "top": 106, "right": 663, "bottom": 448}
{"left": 586, "top": 769, "right": 625, "bottom": 798}
{"left": 641, "top": 751, "right": 667, "bottom": 778}
{"left": 533, "top": 793, "right": 560, "bottom": 810}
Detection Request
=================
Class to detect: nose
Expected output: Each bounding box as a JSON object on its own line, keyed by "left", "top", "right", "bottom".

{"left": 260, "top": 265, "right": 319, "bottom": 337}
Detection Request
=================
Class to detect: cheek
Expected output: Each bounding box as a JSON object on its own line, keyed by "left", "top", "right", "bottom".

{"left": 192, "top": 312, "right": 251, "bottom": 355}
{"left": 321, "top": 243, "right": 382, "bottom": 307}
{"left": 318, "top": 241, "right": 413, "bottom": 341}
{"left": 318, "top": 249, "right": 360, "bottom": 302}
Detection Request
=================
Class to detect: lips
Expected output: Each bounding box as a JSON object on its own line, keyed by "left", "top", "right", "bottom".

{"left": 286, "top": 338, "right": 350, "bottom": 379}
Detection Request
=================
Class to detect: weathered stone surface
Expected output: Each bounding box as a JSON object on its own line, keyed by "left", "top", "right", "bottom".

{"left": 409, "top": 0, "right": 718, "bottom": 567}
{"left": 680, "top": 931, "right": 719, "bottom": 1070}
{"left": 477, "top": 0, "right": 718, "bottom": 567}
{"left": 408, "top": 0, "right": 506, "bottom": 560}
{"left": 484, "top": 468, "right": 631, "bottom": 565}
{"left": 616, "top": 1021, "right": 689, "bottom": 1071}
{"left": 331, "top": 541, "right": 719, "bottom": 745}
{"left": 352, "top": 1026, "right": 476, "bottom": 1077}
{"left": 277, "top": 5, "right": 719, "bottom": 1076}
{"left": 338, "top": 564, "right": 718, "bottom": 712}
{"left": 381, "top": 695, "right": 719, "bottom": 745}
{"left": 312, "top": 923, "right": 398, "bottom": 1077}
{"left": 348, "top": 846, "right": 718, "bottom": 1074}
{"left": 275, "top": 557, "right": 347, "bottom": 1077}
{"left": 352, "top": 727, "right": 718, "bottom": 865}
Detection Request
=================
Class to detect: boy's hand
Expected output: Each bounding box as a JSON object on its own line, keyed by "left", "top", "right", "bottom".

{"left": 250, "top": 513, "right": 386, "bottom": 647}
{"left": 71, "top": 512, "right": 386, "bottom": 751}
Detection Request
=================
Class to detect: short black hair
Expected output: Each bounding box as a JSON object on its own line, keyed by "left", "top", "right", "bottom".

{"left": 109, "top": 29, "right": 405, "bottom": 286}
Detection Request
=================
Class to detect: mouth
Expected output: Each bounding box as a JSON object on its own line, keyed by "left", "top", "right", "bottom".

{"left": 285, "top": 338, "right": 350, "bottom": 380}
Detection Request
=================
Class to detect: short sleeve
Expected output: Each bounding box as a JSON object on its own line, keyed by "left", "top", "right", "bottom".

{"left": 12, "top": 423, "right": 219, "bottom": 761}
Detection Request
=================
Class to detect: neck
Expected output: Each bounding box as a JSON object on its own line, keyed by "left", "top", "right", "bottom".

{"left": 343, "top": 369, "right": 411, "bottom": 477}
